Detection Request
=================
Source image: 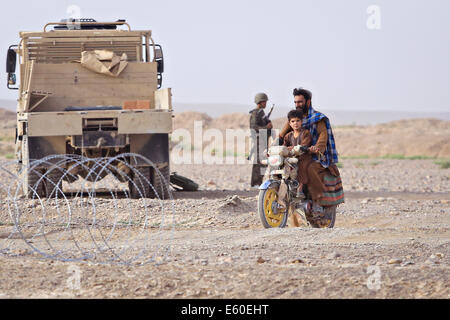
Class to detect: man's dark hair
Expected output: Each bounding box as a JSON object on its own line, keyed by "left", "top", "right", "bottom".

{"left": 293, "top": 88, "right": 312, "bottom": 101}
{"left": 287, "top": 109, "right": 303, "bottom": 120}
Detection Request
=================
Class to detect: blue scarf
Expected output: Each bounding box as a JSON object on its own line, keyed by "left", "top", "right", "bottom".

{"left": 301, "top": 106, "right": 339, "bottom": 168}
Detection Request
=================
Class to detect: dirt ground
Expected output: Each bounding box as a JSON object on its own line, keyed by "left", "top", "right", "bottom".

{"left": 0, "top": 159, "right": 449, "bottom": 298}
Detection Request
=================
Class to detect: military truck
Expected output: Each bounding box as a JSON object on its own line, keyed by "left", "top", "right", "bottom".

{"left": 6, "top": 19, "right": 173, "bottom": 198}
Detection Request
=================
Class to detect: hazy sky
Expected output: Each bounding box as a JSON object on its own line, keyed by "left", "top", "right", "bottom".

{"left": 1, "top": 0, "right": 449, "bottom": 111}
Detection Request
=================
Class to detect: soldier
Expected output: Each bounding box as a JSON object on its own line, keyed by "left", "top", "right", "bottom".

{"left": 249, "top": 93, "right": 273, "bottom": 187}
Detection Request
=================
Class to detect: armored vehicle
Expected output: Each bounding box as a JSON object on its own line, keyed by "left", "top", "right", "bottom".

{"left": 6, "top": 19, "right": 172, "bottom": 198}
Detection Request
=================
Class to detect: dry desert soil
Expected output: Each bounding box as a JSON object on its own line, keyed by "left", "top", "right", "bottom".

{"left": 0, "top": 109, "right": 449, "bottom": 298}
{"left": 0, "top": 159, "right": 449, "bottom": 299}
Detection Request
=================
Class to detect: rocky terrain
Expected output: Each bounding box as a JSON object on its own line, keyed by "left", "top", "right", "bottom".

{"left": 0, "top": 159, "right": 449, "bottom": 298}
{"left": 0, "top": 108, "right": 449, "bottom": 298}
{"left": 0, "top": 108, "right": 15, "bottom": 159}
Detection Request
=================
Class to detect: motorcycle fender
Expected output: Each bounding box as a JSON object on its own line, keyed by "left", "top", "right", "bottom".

{"left": 259, "top": 180, "right": 274, "bottom": 190}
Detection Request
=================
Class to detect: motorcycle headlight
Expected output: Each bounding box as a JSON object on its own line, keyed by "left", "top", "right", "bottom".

{"left": 268, "top": 155, "right": 282, "bottom": 167}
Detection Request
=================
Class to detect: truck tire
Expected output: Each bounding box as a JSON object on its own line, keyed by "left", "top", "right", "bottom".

{"left": 21, "top": 136, "right": 46, "bottom": 198}
{"left": 152, "top": 165, "right": 171, "bottom": 199}
{"left": 44, "top": 167, "right": 64, "bottom": 198}
{"left": 129, "top": 165, "right": 171, "bottom": 199}
{"left": 25, "top": 168, "right": 46, "bottom": 199}
{"left": 129, "top": 167, "right": 154, "bottom": 199}
{"left": 169, "top": 172, "right": 198, "bottom": 191}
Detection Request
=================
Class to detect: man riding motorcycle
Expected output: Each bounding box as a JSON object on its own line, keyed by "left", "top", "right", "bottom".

{"left": 277, "top": 88, "right": 344, "bottom": 219}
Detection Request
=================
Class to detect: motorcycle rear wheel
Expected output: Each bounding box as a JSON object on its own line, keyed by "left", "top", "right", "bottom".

{"left": 258, "top": 182, "right": 288, "bottom": 228}
{"left": 326, "top": 205, "right": 337, "bottom": 228}
{"left": 309, "top": 205, "right": 337, "bottom": 228}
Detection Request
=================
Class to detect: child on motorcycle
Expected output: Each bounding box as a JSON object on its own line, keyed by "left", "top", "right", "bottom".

{"left": 283, "top": 109, "right": 312, "bottom": 199}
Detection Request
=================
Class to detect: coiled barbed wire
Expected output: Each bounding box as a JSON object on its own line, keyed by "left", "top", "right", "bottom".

{"left": 0, "top": 153, "right": 174, "bottom": 265}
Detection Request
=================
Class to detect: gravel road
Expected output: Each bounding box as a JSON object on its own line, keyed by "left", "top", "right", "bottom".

{"left": 0, "top": 159, "right": 449, "bottom": 298}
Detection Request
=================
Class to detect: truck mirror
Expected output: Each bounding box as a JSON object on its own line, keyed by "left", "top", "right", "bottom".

{"left": 157, "top": 59, "right": 164, "bottom": 73}
{"left": 155, "top": 47, "right": 163, "bottom": 60}
{"left": 6, "top": 48, "right": 17, "bottom": 73}
{"left": 157, "top": 73, "right": 163, "bottom": 89}
{"left": 155, "top": 46, "right": 164, "bottom": 73}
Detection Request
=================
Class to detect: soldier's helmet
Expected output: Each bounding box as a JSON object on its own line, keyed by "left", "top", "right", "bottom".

{"left": 254, "top": 93, "right": 268, "bottom": 104}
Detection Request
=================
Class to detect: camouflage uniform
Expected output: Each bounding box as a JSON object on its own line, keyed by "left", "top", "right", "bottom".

{"left": 249, "top": 108, "right": 270, "bottom": 186}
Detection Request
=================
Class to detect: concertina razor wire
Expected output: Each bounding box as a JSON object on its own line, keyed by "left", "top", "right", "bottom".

{"left": 0, "top": 153, "right": 175, "bottom": 265}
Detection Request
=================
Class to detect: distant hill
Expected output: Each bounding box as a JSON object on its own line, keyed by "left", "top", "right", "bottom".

{"left": 0, "top": 99, "right": 16, "bottom": 112}
{"left": 173, "top": 102, "right": 450, "bottom": 126}
{"left": 173, "top": 112, "right": 450, "bottom": 158}
{"left": 0, "top": 108, "right": 15, "bottom": 121}
{"left": 1, "top": 98, "right": 449, "bottom": 125}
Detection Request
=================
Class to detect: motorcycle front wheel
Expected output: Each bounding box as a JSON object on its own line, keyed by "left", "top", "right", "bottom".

{"left": 258, "top": 181, "right": 288, "bottom": 228}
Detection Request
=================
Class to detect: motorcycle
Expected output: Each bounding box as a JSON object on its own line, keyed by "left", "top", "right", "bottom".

{"left": 258, "top": 145, "right": 337, "bottom": 228}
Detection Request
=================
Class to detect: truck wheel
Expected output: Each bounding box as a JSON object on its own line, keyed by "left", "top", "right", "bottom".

{"left": 169, "top": 172, "right": 199, "bottom": 191}
{"left": 44, "top": 167, "right": 64, "bottom": 198}
{"left": 20, "top": 137, "right": 46, "bottom": 198}
{"left": 152, "top": 165, "right": 171, "bottom": 199}
{"left": 25, "top": 168, "right": 46, "bottom": 199}
{"left": 129, "top": 167, "right": 154, "bottom": 199}
{"left": 129, "top": 165, "right": 171, "bottom": 199}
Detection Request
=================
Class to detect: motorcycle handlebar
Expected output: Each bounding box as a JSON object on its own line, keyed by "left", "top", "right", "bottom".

{"left": 289, "top": 145, "right": 310, "bottom": 156}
